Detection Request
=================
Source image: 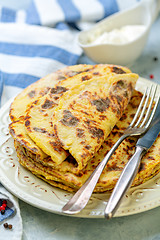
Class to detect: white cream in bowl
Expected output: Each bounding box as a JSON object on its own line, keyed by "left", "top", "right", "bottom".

{"left": 88, "top": 25, "right": 146, "bottom": 45}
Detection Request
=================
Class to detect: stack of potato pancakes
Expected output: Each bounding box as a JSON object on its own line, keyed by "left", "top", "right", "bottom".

{"left": 9, "top": 64, "right": 160, "bottom": 192}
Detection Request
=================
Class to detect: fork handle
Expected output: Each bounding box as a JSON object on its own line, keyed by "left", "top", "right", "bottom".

{"left": 104, "top": 145, "right": 146, "bottom": 219}
{"left": 62, "top": 134, "right": 127, "bottom": 214}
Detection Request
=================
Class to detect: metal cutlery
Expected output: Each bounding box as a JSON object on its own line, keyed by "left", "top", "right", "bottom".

{"left": 62, "top": 84, "right": 159, "bottom": 215}
{"left": 105, "top": 92, "right": 160, "bottom": 219}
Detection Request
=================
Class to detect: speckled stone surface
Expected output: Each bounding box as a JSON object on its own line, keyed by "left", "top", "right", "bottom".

{"left": 20, "top": 201, "right": 160, "bottom": 240}
{"left": 1, "top": 1, "right": 160, "bottom": 239}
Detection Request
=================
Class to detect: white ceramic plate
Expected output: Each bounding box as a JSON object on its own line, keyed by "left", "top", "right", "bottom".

{"left": 0, "top": 77, "right": 160, "bottom": 219}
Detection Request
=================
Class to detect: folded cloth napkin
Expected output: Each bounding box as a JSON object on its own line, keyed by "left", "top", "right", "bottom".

{"left": 0, "top": 0, "right": 139, "bottom": 239}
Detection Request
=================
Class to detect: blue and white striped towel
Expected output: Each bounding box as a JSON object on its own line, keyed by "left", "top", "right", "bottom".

{"left": 0, "top": 0, "right": 140, "bottom": 105}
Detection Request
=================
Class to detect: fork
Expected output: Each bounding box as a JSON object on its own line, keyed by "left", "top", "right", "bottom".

{"left": 62, "top": 84, "right": 159, "bottom": 215}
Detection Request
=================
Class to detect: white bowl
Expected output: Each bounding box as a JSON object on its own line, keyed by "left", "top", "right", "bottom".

{"left": 78, "top": 0, "right": 159, "bottom": 65}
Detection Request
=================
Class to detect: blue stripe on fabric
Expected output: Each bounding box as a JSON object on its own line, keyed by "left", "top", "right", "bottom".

{"left": 55, "top": 22, "right": 70, "bottom": 30}
{"left": 26, "top": 0, "right": 41, "bottom": 25}
{"left": 0, "top": 42, "right": 80, "bottom": 66}
{"left": 3, "top": 72, "right": 39, "bottom": 88}
{"left": 0, "top": 207, "right": 14, "bottom": 222}
{"left": 0, "top": 72, "right": 4, "bottom": 107}
{"left": 57, "top": 0, "right": 81, "bottom": 22}
{"left": 98, "top": 0, "right": 119, "bottom": 18}
{"left": 1, "top": 7, "right": 16, "bottom": 23}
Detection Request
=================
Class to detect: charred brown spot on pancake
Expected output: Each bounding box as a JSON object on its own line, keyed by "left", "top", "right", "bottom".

{"left": 28, "top": 90, "right": 36, "bottom": 98}
{"left": 54, "top": 96, "right": 59, "bottom": 100}
{"left": 81, "top": 90, "right": 89, "bottom": 97}
{"left": 33, "top": 100, "right": 38, "bottom": 105}
{"left": 66, "top": 68, "right": 94, "bottom": 78}
{"left": 67, "top": 71, "right": 79, "bottom": 77}
{"left": 109, "top": 81, "right": 130, "bottom": 116}
{"left": 54, "top": 124, "right": 64, "bottom": 146}
{"left": 89, "top": 127, "right": 104, "bottom": 140}
{"left": 41, "top": 99, "right": 55, "bottom": 109}
{"left": 9, "top": 128, "right": 15, "bottom": 136}
{"left": 91, "top": 97, "right": 110, "bottom": 113}
{"left": 127, "top": 138, "right": 136, "bottom": 144}
{"left": 80, "top": 110, "right": 89, "bottom": 116}
{"left": 147, "top": 156, "right": 155, "bottom": 160}
{"left": 139, "top": 162, "right": 146, "bottom": 171}
{"left": 129, "top": 82, "right": 133, "bottom": 91}
{"left": 10, "top": 115, "right": 14, "bottom": 120}
{"left": 76, "top": 128, "right": 85, "bottom": 138}
{"left": 112, "top": 66, "right": 126, "bottom": 74}
{"left": 17, "top": 134, "right": 23, "bottom": 137}
{"left": 104, "top": 140, "right": 113, "bottom": 148}
{"left": 26, "top": 126, "right": 32, "bottom": 132}
{"left": 80, "top": 152, "right": 90, "bottom": 159}
{"left": 84, "top": 119, "right": 97, "bottom": 126}
{"left": 84, "top": 145, "right": 91, "bottom": 150}
{"left": 33, "top": 127, "right": 47, "bottom": 134}
{"left": 112, "top": 80, "right": 126, "bottom": 93}
{"left": 114, "top": 125, "right": 119, "bottom": 130}
{"left": 25, "top": 120, "right": 30, "bottom": 127}
{"left": 54, "top": 124, "right": 58, "bottom": 135}
{"left": 111, "top": 129, "right": 119, "bottom": 136}
{"left": 49, "top": 141, "right": 63, "bottom": 154}
{"left": 60, "top": 110, "right": 79, "bottom": 127}
{"left": 28, "top": 104, "right": 34, "bottom": 109}
{"left": 120, "top": 113, "right": 127, "bottom": 121}
{"left": 116, "top": 95, "right": 123, "bottom": 103}
{"left": 66, "top": 155, "right": 78, "bottom": 167}
{"left": 130, "top": 113, "right": 135, "bottom": 119}
{"left": 130, "top": 102, "right": 139, "bottom": 109}
{"left": 93, "top": 72, "right": 101, "bottom": 75}
{"left": 69, "top": 103, "right": 74, "bottom": 110}
{"left": 56, "top": 75, "right": 66, "bottom": 81}
{"left": 99, "top": 115, "right": 106, "bottom": 121}
{"left": 76, "top": 172, "right": 83, "bottom": 177}
{"left": 39, "top": 87, "right": 50, "bottom": 96}
{"left": 30, "top": 147, "right": 38, "bottom": 153}
{"left": 123, "top": 91, "right": 129, "bottom": 98}
{"left": 50, "top": 86, "right": 68, "bottom": 94}
{"left": 107, "top": 164, "right": 123, "bottom": 171}
{"left": 81, "top": 75, "right": 92, "bottom": 81}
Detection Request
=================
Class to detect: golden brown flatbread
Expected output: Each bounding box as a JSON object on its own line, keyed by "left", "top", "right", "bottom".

{"left": 9, "top": 64, "right": 96, "bottom": 158}
{"left": 9, "top": 64, "right": 94, "bottom": 122}
{"left": 10, "top": 64, "right": 152, "bottom": 194}
{"left": 24, "top": 64, "right": 132, "bottom": 165}
{"left": 53, "top": 73, "right": 137, "bottom": 168}
{"left": 14, "top": 90, "right": 160, "bottom": 192}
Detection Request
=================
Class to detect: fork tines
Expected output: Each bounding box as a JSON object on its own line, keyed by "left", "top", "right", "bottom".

{"left": 130, "top": 84, "right": 160, "bottom": 129}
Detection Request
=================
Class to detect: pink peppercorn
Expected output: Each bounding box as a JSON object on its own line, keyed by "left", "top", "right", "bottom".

{"left": 150, "top": 74, "right": 154, "bottom": 79}
{"left": 0, "top": 200, "right": 7, "bottom": 213}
